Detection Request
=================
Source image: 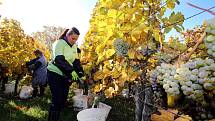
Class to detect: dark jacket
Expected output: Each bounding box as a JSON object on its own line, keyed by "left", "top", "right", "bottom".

{"left": 27, "top": 55, "right": 47, "bottom": 87}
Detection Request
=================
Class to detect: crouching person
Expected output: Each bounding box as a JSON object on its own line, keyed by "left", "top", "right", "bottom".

{"left": 26, "top": 49, "right": 47, "bottom": 98}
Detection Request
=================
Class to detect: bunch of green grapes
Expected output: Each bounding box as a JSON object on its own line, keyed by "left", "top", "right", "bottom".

{"left": 113, "top": 38, "right": 129, "bottom": 56}
{"left": 149, "top": 63, "right": 180, "bottom": 96}
{"left": 175, "top": 65, "right": 204, "bottom": 101}
{"left": 205, "top": 18, "right": 215, "bottom": 58}
{"left": 154, "top": 52, "right": 175, "bottom": 63}
{"left": 175, "top": 58, "right": 215, "bottom": 101}
{"left": 193, "top": 109, "right": 214, "bottom": 121}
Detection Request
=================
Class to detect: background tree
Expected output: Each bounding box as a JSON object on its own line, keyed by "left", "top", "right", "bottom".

{"left": 0, "top": 18, "right": 50, "bottom": 90}
{"left": 32, "top": 26, "right": 66, "bottom": 50}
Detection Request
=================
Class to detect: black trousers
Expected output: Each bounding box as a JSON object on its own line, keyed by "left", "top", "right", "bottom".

{"left": 32, "top": 85, "right": 46, "bottom": 97}
{"left": 47, "top": 71, "right": 69, "bottom": 111}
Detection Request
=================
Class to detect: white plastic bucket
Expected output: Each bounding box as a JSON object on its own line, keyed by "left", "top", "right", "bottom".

{"left": 77, "top": 108, "right": 107, "bottom": 121}
{"left": 72, "top": 95, "right": 88, "bottom": 111}
{"left": 74, "top": 89, "right": 83, "bottom": 96}
{"left": 122, "top": 89, "right": 129, "bottom": 98}
{"left": 77, "top": 102, "right": 112, "bottom": 121}
{"left": 4, "top": 83, "right": 15, "bottom": 94}
{"left": 98, "top": 102, "right": 112, "bottom": 120}
{"left": 19, "top": 86, "right": 33, "bottom": 99}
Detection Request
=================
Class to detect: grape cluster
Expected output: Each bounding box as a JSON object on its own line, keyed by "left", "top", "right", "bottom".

{"left": 175, "top": 60, "right": 204, "bottom": 101}
{"left": 175, "top": 58, "right": 215, "bottom": 101}
{"left": 205, "top": 18, "right": 215, "bottom": 58}
{"left": 113, "top": 38, "right": 129, "bottom": 56}
{"left": 149, "top": 63, "right": 180, "bottom": 96}
{"left": 155, "top": 52, "right": 175, "bottom": 63}
{"left": 187, "top": 58, "right": 215, "bottom": 91}
{"left": 149, "top": 58, "right": 215, "bottom": 102}
{"left": 194, "top": 109, "right": 214, "bottom": 121}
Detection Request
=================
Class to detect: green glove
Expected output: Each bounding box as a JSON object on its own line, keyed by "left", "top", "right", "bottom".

{"left": 71, "top": 71, "right": 79, "bottom": 81}
{"left": 81, "top": 76, "right": 86, "bottom": 80}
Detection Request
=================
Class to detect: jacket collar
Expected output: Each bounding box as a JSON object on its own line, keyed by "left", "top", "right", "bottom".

{"left": 63, "top": 36, "right": 74, "bottom": 48}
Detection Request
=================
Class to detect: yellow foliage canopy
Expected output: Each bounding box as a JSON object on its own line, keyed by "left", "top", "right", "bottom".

{"left": 0, "top": 18, "right": 50, "bottom": 76}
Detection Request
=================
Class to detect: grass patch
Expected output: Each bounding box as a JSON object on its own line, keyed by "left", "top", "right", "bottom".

{"left": 0, "top": 91, "right": 135, "bottom": 121}
{"left": 0, "top": 90, "right": 77, "bottom": 121}
{"left": 104, "top": 96, "right": 135, "bottom": 121}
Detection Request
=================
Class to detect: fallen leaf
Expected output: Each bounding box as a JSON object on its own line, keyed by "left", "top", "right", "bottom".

{"left": 151, "top": 109, "right": 178, "bottom": 121}
{"left": 175, "top": 115, "right": 192, "bottom": 121}
{"left": 15, "top": 105, "right": 28, "bottom": 110}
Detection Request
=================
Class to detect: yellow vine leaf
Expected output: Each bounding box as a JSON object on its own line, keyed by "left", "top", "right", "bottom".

{"left": 167, "top": 1, "right": 175, "bottom": 10}
{"left": 131, "top": 29, "right": 142, "bottom": 36}
{"left": 153, "top": 29, "right": 160, "bottom": 42}
{"left": 151, "top": 109, "right": 192, "bottom": 121}
{"left": 151, "top": 109, "right": 178, "bottom": 121}
{"left": 108, "top": 9, "right": 118, "bottom": 18}
{"left": 136, "top": 51, "right": 144, "bottom": 60}
{"left": 175, "top": 115, "right": 192, "bottom": 121}
{"left": 96, "top": 44, "right": 105, "bottom": 53}
{"left": 128, "top": 49, "right": 136, "bottom": 59}
{"left": 105, "top": 49, "right": 115, "bottom": 58}
{"left": 103, "top": 60, "right": 113, "bottom": 69}
{"left": 103, "top": 67, "right": 112, "bottom": 77}
{"left": 127, "top": 67, "right": 140, "bottom": 81}
{"left": 125, "top": 8, "right": 138, "bottom": 15}
{"left": 112, "top": 69, "right": 121, "bottom": 78}
{"left": 96, "top": 54, "right": 105, "bottom": 65}
{"left": 104, "top": 87, "right": 115, "bottom": 98}
{"left": 99, "top": 7, "right": 108, "bottom": 15}
{"left": 103, "top": 0, "right": 124, "bottom": 9}
{"left": 119, "top": 69, "right": 128, "bottom": 81}
{"left": 120, "top": 22, "right": 133, "bottom": 32}
{"left": 93, "top": 70, "right": 103, "bottom": 81}
{"left": 160, "top": 7, "right": 166, "bottom": 16}
{"left": 93, "top": 84, "right": 102, "bottom": 93}
{"left": 131, "top": 36, "right": 138, "bottom": 42}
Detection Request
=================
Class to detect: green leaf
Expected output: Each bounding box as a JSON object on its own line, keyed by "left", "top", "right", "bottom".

{"left": 163, "top": 12, "right": 184, "bottom": 33}
{"left": 169, "top": 12, "right": 184, "bottom": 24}
{"left": 160, "top": 7, "right": 166, "bottom": 16}
{"left": 164, "top": 27, "right": 172, "bottom": 33}
{"left": 174, "top": 25, "right": 182, "bottom": 32}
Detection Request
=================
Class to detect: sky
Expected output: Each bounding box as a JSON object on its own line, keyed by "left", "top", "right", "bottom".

{"left": 0, "top": 0, "right": 215, "bottom": 44}
{"left": 0, "top": 0, "right": 97, "bottom": 44}
{"left": 165, "top": 0, "right": 215, "bottom": 39}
